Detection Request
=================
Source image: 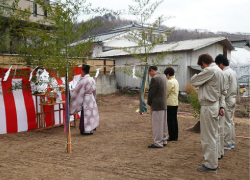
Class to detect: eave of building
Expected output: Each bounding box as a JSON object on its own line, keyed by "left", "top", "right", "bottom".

{"left": 113, "top": 22, "right": 167, "bottom": 32}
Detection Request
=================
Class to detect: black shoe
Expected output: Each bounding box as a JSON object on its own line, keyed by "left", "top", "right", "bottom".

{"left": 80, "top": 131, "right": 93, "bottom": 135}
{"left": 148, "top": 144, "right": 162, "bottom": 148}
{"left": 218, "top": 155, "right": 223, "bottom": 160}
{"left": 167, "top": 138, "right": 177, "bottom": 141}
{"left": 163, "top": 144, "right": 167, "bottom": 147}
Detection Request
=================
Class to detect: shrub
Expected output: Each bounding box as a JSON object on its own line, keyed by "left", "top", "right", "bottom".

{"left": 186, "top": 83, "right": 201, "bottom": 119}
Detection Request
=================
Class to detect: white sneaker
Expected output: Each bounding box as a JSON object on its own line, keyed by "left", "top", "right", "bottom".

{"left": 231, "top": 144, "right": 234, "bottom": 149}
{"left": 224, "top": 146, "right": 231, "bottom": 150}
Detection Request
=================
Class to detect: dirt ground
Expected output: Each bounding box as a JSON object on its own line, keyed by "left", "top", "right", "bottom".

{"left": 0, "top": 94, "right": 249, "bottom": 180}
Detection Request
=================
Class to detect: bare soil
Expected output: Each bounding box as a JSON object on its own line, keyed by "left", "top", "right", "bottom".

{"left": 0, "top": 94, "right": 249, "bottom": 180}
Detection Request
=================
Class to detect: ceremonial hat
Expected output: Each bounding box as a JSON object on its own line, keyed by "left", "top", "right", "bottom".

{"left": 82, "top": 65, "right": 90, "bottom": 73}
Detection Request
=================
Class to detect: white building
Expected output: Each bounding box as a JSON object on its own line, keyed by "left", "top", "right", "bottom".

{"left": 71, "top": 24, "right": 234, "bottom": 92}
{"left": 6, "top": 0, "right": 49, "bottom": 22}
{"left": 70, "top": 22, "right": 168, "bottom": 57}
{"left": 96, "top": 37, "right": 234, "bottom": 91}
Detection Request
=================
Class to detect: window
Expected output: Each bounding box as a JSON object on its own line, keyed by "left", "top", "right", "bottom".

{"left": 33, "top": 3, "right": 37, "bottom": 17}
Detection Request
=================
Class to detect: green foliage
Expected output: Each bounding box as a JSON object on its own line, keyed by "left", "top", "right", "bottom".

{"left": 188, "top": 92, "right": 201, "bottom": 119}
{"left": 240, "top": 111, "right": 247, "bottom": 115}
{"left": 116, "top": 0, "right": 177, "bottom": 79}
{"left": 243, "top": 105, "right": 250, "bottom": 117}
{"left": 178, "top": 93, "right": 190, "bottom": 103}
{"left": 0, "top": 0, "right": 119, "bottom": 91}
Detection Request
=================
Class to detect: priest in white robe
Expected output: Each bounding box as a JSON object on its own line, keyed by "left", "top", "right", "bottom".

{"left": 70, "top": 65, "right": 99, "bottom": 135}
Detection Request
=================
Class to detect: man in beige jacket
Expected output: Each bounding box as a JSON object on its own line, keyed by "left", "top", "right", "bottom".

{"left": 191, "top": 54, "right": 226, "bottom": 173}
{"left": 215, "top": 54, "right": 237, "bottom": 152}
{"left": 147, "top": 66, "right": 168, "bottom": 148}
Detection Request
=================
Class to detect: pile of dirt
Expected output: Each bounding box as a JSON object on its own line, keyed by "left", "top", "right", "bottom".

{"left": 188, "top": 121, "right": 201, "bottom": 133}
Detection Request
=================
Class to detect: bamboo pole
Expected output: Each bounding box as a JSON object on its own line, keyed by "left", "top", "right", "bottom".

{"left": 67, "top": 126, "right": 72, "bottom": 154}
{"left": 66, "top": 58, "right": 72, "bottom": 154}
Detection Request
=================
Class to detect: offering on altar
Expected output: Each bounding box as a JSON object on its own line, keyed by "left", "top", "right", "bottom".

{"left": 45, "top": 88, "right": 58, "bottom": 104}
{"left": 60, "top": 87, "right": 65, "bottom": 94}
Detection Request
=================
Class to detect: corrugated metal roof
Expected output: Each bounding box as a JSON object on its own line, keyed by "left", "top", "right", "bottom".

{"left": 96, "top": 37, "right": 234, "bottom": 57}
{"left": 69, "top": 31, "right": 125, "bottom": 46}
{"left": 113, "top": 22, "right": 166, "bottom": 32}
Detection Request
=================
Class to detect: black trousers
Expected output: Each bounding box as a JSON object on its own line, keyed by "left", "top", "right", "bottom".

{"left": 167, "top": 106, "right": 178, "bottom": 140}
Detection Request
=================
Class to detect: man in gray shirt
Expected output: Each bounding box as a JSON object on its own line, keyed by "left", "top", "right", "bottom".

{"left": 215, "top": 54, "right": 237, "bottom": 153}
{"left": 191, "top": 54, "right": 226, "bottom": 173}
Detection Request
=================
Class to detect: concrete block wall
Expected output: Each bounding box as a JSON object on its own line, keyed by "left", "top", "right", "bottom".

{"left": 96, "top": 74, "right": 117, "bottom": 95}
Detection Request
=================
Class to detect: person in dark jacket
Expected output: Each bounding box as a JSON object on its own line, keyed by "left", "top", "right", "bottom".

{"left": 147, "top": 66, "right": 168, "bottom": 148}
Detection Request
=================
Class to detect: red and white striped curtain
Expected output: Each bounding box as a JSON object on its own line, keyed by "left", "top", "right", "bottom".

{"left": 0, "top": 67, "right": 82, "bottom": 134}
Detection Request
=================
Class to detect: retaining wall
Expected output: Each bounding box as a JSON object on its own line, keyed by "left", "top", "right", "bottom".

{"left": 96, "top": 74, "right": 116, "bottom": 95}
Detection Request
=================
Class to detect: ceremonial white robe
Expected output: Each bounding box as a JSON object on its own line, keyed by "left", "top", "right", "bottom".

{"left": 70, "top": 74, "right": 99, "bottom": 132}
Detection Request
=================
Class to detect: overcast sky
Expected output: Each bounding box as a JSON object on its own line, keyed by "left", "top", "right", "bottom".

{"left": 78, "top": 0, "right": 250, "bottom": 33}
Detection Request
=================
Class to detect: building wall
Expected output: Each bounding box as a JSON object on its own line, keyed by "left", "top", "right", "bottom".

{"left": 216, "top": 43, "right": 231, "bottom": 60}
{"left": 191, "top": 43, "right": 232, "bottom": 62}
{"left": 7, "top": 0, "right": 47, "bottom": 22}
{"left": 114, "top": 51, "right": 189, "bottom": 91}
{"left": 216, "top": 43, "right": 224, "bottom": 56}
{"left": 96, "top": 74, "right": 117, "bottom": 95}
{"left": 227, "top": 49, "right": 231, "bottom": 61}
{"left": 104, "top": 39, "right": 138, "bottom": 49}
{"left": 191, "top": 44, "right": 217, "bottom": 66}
{"left": 92, "top": 44, "right": 104, "bottom": 57}
{"left": 114, "top": 56, "right": 143, "bottom": 88}
{"left": 112, "top": 43, "right": 232, "bottom": 92}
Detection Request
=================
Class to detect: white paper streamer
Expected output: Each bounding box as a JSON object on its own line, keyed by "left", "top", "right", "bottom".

{"left": 109, "top": 67, "right": 114, "bottom": 75}
{"left": 132, "top": 66, "right": 138, "bottom": 79}
{"left": 69, "top": 75, "right": 81, "bottom": 90}
{"left": 29, "top": 66, "right": 38, "bottom": 81}
{"left": 3, "top": 66, "right": 12, "bottom": 81}
{"left": 61, "top": 77, "right": 65, "bottom": 85}
{"left": 56, "top": 91, "right": 62, "bottom": 103}
{"left": 95, "top": 67, "right": 103, "bottom": 78}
